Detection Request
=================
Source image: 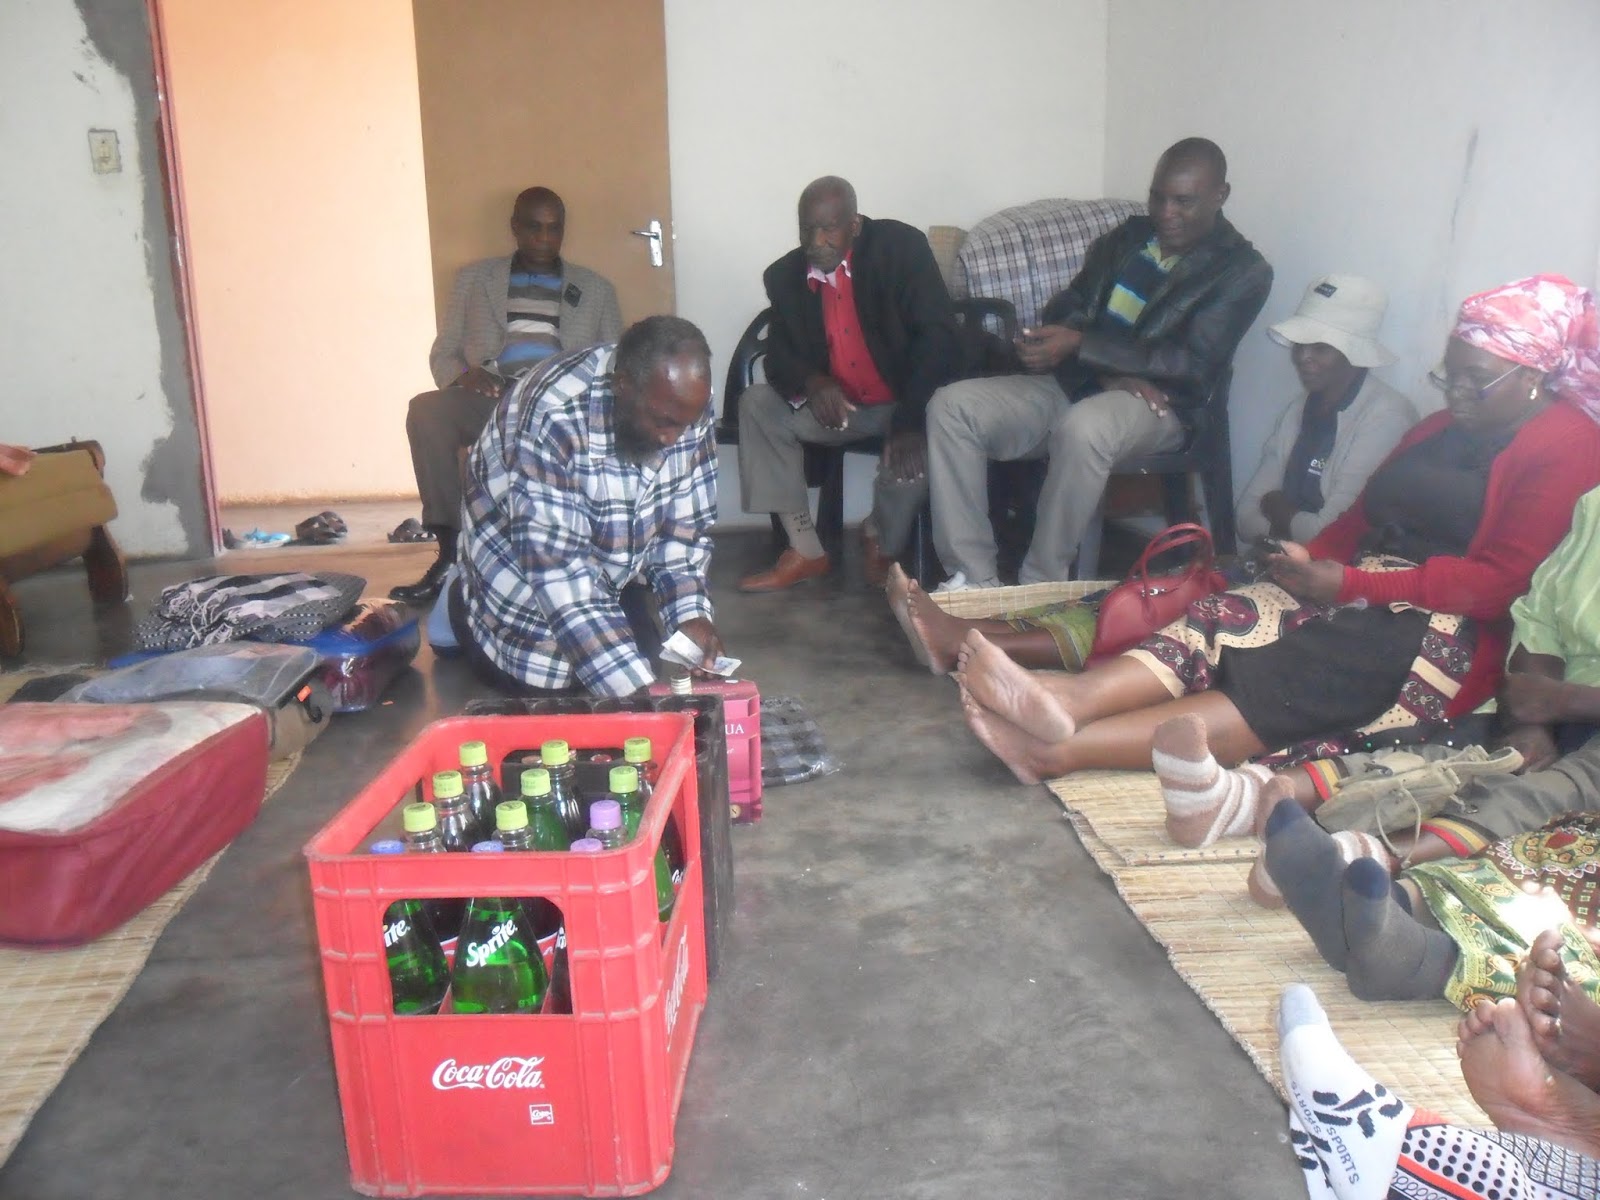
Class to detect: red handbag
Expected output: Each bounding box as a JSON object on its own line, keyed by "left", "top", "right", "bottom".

{"left": 1085, "top": 523, "right": 1229, "bottom": 666}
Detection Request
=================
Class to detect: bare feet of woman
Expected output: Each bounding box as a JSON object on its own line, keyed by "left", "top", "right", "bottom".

{"left": 958, "top": 684, "right": 1071, "bottom": 785}
{"left": 953, "top": 631, "right": 1075, "bottom": 744}
{"left": 884, "top": 565, "right": 931, "bottom": 669}
{"left": 892, "top": 567, "right": 971, "bottom": 675}
{"left": 1517, "top": 926, "right": 1600, "bottom": 1091}
{"left": 1458, "top": 995, "right": 1600, "bottom": 1158}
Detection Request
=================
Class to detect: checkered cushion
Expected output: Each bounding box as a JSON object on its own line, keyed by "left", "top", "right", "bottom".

{"left": 954, "top": 198, "right": 1145, "bottom": 329}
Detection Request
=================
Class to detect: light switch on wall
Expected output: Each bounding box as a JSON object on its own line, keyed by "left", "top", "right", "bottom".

{"left": 87, "top": 129, "right": 122, "bottom": 174}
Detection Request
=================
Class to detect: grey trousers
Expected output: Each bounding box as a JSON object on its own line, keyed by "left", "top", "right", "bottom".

{"left": 1333, "top": 733, "right": 1600, "bottom": 841}
{"left": 735, "top": 382, "right": 927, "bottom": 555}
{"left": 406, "top": 384, "right": 500, "bottom": 529}
{"left": 925, "top": 376, "right": 1185, "bottom": 584}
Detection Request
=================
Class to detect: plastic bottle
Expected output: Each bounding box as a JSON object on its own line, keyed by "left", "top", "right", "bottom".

{"left": 585, "top": 798, "right": 625, "bottom": 850}
{"left": 457, "top": 740, "right": 503, "bottom": 835}
{"left": 541, "top": 739, "right": 586, "bottom": 842}
{"left": 370, "top": 840, "right": 449, "bottom": 1015}
{"left": 493, "top": 800, "right": 534, "bottom": 851}
{"left": 449, "top": 842, "right": 548, "bottom": 1014}
{"left": 570, "top": 837, "right": 603, "bottom": 853}
{"left": 625, "top": 736, "right": 685, "bottom": 889}
{"left": 519, "top": 767, "right": 571, "bottom": 851}
{"left": 400, "top": 802, "right": 465, "bottom": 940}
{"left": 431, "top": 769, "right": 483, "bottom": 851}
{"left": 608, "top": 765, "right": 678, "bottom": 919}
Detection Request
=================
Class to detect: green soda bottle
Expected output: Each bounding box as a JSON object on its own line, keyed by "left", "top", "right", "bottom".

{"left": 400, "top": 802, "right": 465, "bottom": 940}
{"left": 541, "top": 739, "right": 586, "bottom": 842}
{"left": 450, "top": 841, "right": 548, "bottom": 1014}
{"left": 457, "top": 740, "right": 503, "bottom": 835}
{"left": 623, "top": 737, "right": 685, "bottom": 890}
{"left": 519, "top": 767, "right": 571, "bottom": 851}
{"left": 606, "top": 768, "right": 676, "bottom": 925}
{"left": 371, "top": 840, "right": 449, "bottom": 1015}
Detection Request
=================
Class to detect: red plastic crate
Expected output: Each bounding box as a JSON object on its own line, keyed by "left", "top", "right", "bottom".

{"left": 304, "top": 713, "right": 706, "bottom": 1197}
{"left": 648, "top": 678, "right": 762, "bottom": 823}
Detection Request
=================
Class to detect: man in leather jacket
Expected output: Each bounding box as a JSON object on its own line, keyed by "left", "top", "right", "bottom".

{"left": 925, "top": 139, "right": 1273, "bottom": 588}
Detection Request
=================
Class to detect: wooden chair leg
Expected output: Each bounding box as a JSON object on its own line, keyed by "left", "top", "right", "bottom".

{"left": 84, "top": 524, "right": 129, "bottom": 605}
{"left": 0, "top": 576, "right": 22, "bottom": 658}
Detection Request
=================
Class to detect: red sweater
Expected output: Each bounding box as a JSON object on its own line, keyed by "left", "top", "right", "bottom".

{"left": 1307, "top": 401, "right": 1600, "bottom": 716}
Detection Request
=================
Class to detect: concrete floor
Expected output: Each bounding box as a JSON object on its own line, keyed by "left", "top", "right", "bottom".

{"left": 0, "top": 531, "right": 1304, "bottom": 1200}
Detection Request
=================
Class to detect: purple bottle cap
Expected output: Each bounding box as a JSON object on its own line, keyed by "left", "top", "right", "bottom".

{"left": 588, "top": 799, "right": 623, "bottom": 831}
{"left": 369, "top": 839, "right": 405, "bottom": 855}
{"left": 470, "top": 840, "right": 505, "bottom": 853}
{"left": 570, "top": 838, "right": 604, "bottom": 853}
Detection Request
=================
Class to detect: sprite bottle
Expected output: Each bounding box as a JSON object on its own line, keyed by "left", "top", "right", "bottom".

{"left": 493, "top": 800, "right": 534, "bottom": 851}
{"left": 622, "top": 738, "right": 685, "bottom": 894}
{"left": 431, "top": 769, "right": 484, "bottom": 850}
{"left": 400, "top": 802, "right": 465, "bottom": 942}
{"left": 457, "top": 740, "right": 502, "bottom": 835}
{"left": 450, "top": 842, "right": 548, "bottom": 1014}
{"left": 541, "top": 739, "right": 586, "bottom": 842}
{"left": 519, "top": 767, "right": 571, "bottom": 851}
{"left": 371, "top": 840, "right": 450, "bottom": 1015}
{"left": 608, "top": 766, "right": 676, "bottom": 923}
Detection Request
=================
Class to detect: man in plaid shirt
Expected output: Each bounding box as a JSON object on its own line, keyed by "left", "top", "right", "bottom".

{"left": 449, "top": 316, "right": 725, "bottom": 697}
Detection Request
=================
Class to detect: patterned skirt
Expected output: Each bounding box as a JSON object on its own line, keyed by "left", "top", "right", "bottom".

{"left": 1407, "top": 812, "right": 1600, "bottom": 1011}
{"left": 1124, "top": 554, "right": 1478, "bottom": 761}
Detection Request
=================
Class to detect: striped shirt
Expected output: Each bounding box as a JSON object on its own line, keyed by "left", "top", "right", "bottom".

{"left": 495, "top": 270, "right": 563, "bottom": 377}
{"left": 1099, "top": 238, "right": 1180, "bottom": 330}
{"left": 1510, "top": 485, "right": 1600, "bottom": 690}
{"left": 459, "top": 344, "right": 718, "bottom": 695}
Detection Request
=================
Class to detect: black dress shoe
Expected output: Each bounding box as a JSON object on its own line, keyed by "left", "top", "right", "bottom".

{"left": 389, "top": 556, "right": 452, "bottom": 605}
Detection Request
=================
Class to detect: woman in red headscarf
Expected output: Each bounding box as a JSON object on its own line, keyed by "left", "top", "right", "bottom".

{"left": 955, "top": 275, "right": 1600, "bottom": 785}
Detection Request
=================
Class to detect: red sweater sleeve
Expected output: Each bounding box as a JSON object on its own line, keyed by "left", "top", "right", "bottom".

{"left": 1332, "top": 403, "right": 1600, "bottom": 619}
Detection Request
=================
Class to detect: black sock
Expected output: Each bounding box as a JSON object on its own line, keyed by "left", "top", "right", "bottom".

{"left": 1342, "top": 857, "right": 1457, "bottom": 1001}
{"left": 1392, "top": 881, "right": 1413, "bottom": 915}
{"left": 1263, "top": 798, "right": 1351, "bottom": 971}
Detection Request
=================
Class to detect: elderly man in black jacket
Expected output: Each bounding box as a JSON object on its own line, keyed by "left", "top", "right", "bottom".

{"left": 926, "top": 139, "right": 1273, "bottom": 589}
{"left": 737, "top": 176, "right": 960, "bottom": 592}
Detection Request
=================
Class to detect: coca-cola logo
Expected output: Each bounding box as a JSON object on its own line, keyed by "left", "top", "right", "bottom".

{"left": 431, "top": 1056, "right": 546, "bottom": 1091}
{"left": 663, "top": 937, "right": 690, "bottom": 1038}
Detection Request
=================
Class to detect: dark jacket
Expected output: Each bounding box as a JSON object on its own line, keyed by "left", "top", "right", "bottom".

{"left": 1042, "top": 213, "right": 1273, "bottom": 413}
{"left": 763, "top": 216, "right": 961, "bottom": 435}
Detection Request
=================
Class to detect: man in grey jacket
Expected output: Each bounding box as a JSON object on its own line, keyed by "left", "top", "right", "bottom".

{"left": 393, "top": 186, "right": 623, "bottom": 604}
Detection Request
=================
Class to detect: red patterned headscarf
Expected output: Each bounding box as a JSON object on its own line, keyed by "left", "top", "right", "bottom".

{"left": 1452, "top": 274, "right": 1600, "bottom": 421}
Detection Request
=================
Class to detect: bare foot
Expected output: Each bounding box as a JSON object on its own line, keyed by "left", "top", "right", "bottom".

{"left": 957, "top": 684, "right": 1072, "bottom": 785}
{"left": 1458, "top": 995, "right": 1600, "bottom": 1157}
{"left": 953, "top": 631, "right": 1075, "bottom": 744}
{"left": 906, "top": 581, "right": 973, "bottom": 675}
{"left": 1518, "top": 927, "right": 1600, "bottom": 1091}
{"left": 885, "top": 565, "right": 932, "bottom": 668}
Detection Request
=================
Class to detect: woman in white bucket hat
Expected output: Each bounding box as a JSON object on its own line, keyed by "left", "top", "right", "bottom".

{"left": 1237, "top": 275, "right": 1417, "bottom": 544}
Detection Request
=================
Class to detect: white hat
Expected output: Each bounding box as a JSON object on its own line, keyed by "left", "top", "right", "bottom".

{"left": 1268, "top": 274, "right": 1396, "bottom": 368}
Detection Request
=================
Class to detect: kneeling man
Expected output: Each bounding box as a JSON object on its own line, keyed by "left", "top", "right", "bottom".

{"left": 450, "top": 316, "right": 725, "bottom": 697}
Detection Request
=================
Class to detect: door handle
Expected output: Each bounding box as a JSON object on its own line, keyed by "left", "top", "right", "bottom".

{"left": 630, "top": 219, "right": 665, "bottom": 268}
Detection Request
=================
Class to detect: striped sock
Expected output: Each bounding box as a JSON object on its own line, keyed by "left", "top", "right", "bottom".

{"left": 1154, "top": 714, "right": 1274, "bottom": 847}
{"left": 1249, "top": 797, "right": 1398, "bottom": 912}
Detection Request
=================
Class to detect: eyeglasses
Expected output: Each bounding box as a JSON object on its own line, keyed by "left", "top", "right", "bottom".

{"left": 1427, "top": 362, "right": 1522, "bottom": 403}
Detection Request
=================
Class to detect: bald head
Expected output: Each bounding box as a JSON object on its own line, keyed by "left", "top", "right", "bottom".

{"left": 1148, "top": 139, "right": 1230, "bottom": 256}
{"left": 798, "top": 175, "right": 862, "bottom": 274}
{"left": 510, "top": 186, "right": 565, "bottom": 273}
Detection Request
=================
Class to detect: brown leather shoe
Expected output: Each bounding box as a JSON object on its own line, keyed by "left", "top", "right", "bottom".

{"left": 738, "top": 548, "right": 830, "bottom": 593}
{"left": 860, "top": 525, "right": 894, "bottom": 589}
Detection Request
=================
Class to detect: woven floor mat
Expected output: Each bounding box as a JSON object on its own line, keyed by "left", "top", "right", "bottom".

{"left": 931, "top": 579, "right": 1111, "bottom": 619}
{"left": 0, "top": 752, "right": 300, "bottom": 1165}
{"left": 1108, "top": 859, "right": 1486, "bottom": 1126}
{"left": 1048, "top": 769, "right": 1257, "bottom": 865}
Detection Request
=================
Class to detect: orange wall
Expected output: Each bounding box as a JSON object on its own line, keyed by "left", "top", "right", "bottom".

{"left": 161, "top": 0, "right": 436, "bottom": 502}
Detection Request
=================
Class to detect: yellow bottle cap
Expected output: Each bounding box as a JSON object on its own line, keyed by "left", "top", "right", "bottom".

{"left": 458, "top": 739, "right": 489, "bottom": 767}
{"left": 623, "top": 736, "right": 652, "bottom": 764}
{"left": 402, "top": 801, "right": 438, "bottom": 833}
{"left": 495, "top": 800, "right": 529, "bottom": 831}
{"left": 540, "top": 739, "right": 571, "bottom": 766}
{"left": 519, "top": 767, "right": 552, "bottom": 798}
{"left": 432, "top": 769, "right": 464, "bottom": 799}
{"left": 609, "top": 764, "right": 639, "bottom": 794}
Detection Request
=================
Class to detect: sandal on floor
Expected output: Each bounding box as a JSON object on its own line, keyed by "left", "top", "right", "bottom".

{"left": 316, "top": 509, "right": 348, "bottom": 536}
{"left": 229, "top": 527, "right": 291, "bottom": 547}
{"left": 387, "top": 517, "right": 436, "bottom": 544}
{"left": 292, "top": 513, "right": 345, "bottom": 545}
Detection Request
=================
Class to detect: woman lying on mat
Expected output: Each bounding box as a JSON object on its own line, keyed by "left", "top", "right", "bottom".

{"left": 887, "top": 274, "right": 1416, "bottom": 677}
{"left": 954, "top": 275, "right": 1600, "bottom": 784}
{"left": 1278, "top": 982, "right": 1600, "bottom": 1200}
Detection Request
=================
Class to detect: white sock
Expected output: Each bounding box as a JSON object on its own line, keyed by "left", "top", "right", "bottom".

{"left": 779, "top": 512, "right": 824, "bottom": 560}
{"left": 1277, "top": 984, "right": 1411, "bottom": 1200}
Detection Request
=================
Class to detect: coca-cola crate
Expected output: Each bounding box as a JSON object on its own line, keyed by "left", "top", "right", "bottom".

{"left": 304, "top": 713, "right": 706, "bottom": 1197}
